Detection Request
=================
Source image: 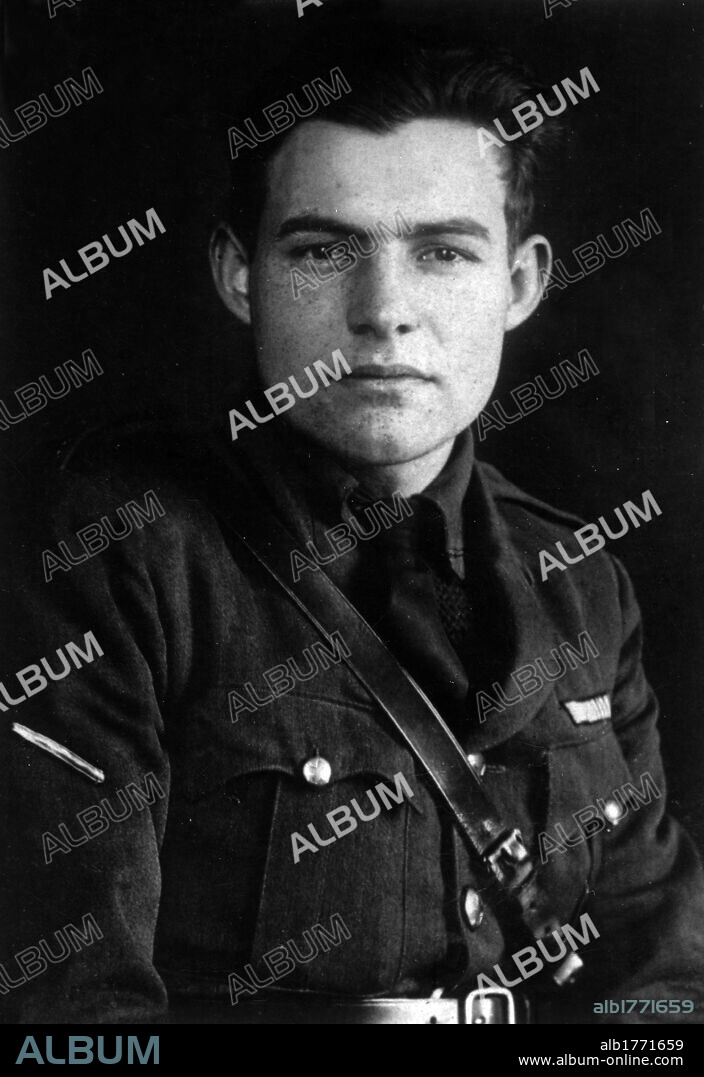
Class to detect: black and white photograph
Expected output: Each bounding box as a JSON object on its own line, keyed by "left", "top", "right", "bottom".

{"left": 1, "top": 0, "right": 703, "bottom": 1059}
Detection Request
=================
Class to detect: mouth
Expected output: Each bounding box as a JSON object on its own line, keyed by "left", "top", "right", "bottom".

{"left": 346, "top": 363, "right": 433, "bottom": 381}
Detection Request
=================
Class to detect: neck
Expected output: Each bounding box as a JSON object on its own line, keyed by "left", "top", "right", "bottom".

{"left": 345, "top": 439, "right": 456, "bottom": 498}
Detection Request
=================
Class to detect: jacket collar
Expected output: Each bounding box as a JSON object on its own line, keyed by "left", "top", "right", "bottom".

{"left": 461, "top": 462, "right": 560, "bottom": 752}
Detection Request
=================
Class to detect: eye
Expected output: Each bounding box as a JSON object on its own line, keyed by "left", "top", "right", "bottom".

{"left": 291, "top": 242, "right": 334, "bottom": 262}
{"left": 417, "top": 246, "right": 479, "bottom": 264}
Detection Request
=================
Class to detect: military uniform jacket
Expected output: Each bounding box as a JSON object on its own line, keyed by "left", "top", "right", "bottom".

{"left": 2, "top": 424, "right": 703, "bottom": 1024}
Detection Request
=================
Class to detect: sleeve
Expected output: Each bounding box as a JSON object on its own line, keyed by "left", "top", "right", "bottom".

{"left": 0, "top": 469, "right": 171, "bottom": 1023}
{"left": 578, "top": 555, "right": 704, "bottom": 1024}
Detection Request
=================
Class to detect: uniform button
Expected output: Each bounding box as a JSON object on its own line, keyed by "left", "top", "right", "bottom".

{"left": 603, "top": 799, "right": 623, "bottom": 824}
{"left": 462, "top": 886, "right": 484, "bottom": 930}
{"left": 467, "top": 753, "right": 486, "bottom": 778}
{"left": 302, "top": 756, "right": 332, "bottom": 787}
{"left": 553, "top": 951, "right": 584, "bottom": 987}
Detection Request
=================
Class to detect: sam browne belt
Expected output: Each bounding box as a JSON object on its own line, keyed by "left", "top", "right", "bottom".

{"left": 204, "top": 445, "right": 587, "bottom": 998}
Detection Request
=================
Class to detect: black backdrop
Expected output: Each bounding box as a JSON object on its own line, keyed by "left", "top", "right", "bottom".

{"left": 1, "top": 0, "right": 703, "bottom": 845}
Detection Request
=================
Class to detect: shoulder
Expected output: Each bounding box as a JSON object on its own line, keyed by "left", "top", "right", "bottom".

{"left": 476, "top": 457, "right": 590, "bottom": 555}
{"left": 474, "top": 458, "right": 627, "bottom": 606}
{"left": 476, "top": 459, "right": 586, "bottom": 537}
{"left": 20, "top": 420, "right": 231, "bottom": 566}
{"left": 474, "top": 462, "right": 649, "bottom": 690}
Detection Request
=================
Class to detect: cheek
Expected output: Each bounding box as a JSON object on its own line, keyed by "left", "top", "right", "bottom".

{"left": 431, "top": 267, "right": 509, "bottom": 327}
{"left": 251, "top": 267, "right": 289, "bottom": 334}
{"left": 436, "top": 285, "right": 506, "bottom": 414}
{"left": 438, "top": 295, "right": 508, "bottom": 374}
{"left": 250, "top": 285, "right": 299, "bottom": 378}
{"left": 253, "top": 264, "right": 334, "bottom": 350}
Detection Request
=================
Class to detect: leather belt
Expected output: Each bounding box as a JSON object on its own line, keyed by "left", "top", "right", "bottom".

{"left": 166, "top": 988, "right": 526, "bottom": 1025}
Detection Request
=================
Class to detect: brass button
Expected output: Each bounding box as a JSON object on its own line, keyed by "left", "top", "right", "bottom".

{"left": 302, "top": 756, "right": 332, "bottom": 787}
{"left": 467, "top": 752, "right": 486, "bottom": 778}
{"left": 462, "top": 886, "right": 484, "bottom": 930}
{"left": 603, "top": 798, "right": 623, "bottom": 824}
{"left": 553, "top": 952, "right": 584, "bottom": 987}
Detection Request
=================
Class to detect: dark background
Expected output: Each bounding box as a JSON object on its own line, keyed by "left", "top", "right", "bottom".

{"left": 1, "top": 0, "right": 703, "bottom": 842}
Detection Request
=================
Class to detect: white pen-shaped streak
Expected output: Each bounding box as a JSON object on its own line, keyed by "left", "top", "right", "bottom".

{"left": 11, "top": 722, "right": 105, "bottom": 784}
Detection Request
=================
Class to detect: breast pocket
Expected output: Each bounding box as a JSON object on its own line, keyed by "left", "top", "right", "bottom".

{"left": 168, "top": 690, "right": 422, "bottom": 995}
{"left": 513, "top": 695, "right": 634, "bottom": 927}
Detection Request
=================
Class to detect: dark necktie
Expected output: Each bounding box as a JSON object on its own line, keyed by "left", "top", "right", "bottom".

{"left": 372, "top": 497, "right": 472, "bottom": 731}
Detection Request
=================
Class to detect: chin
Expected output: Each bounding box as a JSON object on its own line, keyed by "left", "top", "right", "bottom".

{"left": 315, "top": 425, "right": 443, "bottom": 469}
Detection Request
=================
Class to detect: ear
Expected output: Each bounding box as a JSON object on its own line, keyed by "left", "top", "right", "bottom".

{"left": 209, "top": 223, "right": 252, "bottom": 326}
{"left": 504, "top": 234, "right": 552, "bottom": 331}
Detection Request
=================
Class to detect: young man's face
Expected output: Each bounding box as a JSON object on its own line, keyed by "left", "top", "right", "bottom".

{"left": 222, "top": 117, "right": 547, "bottom": 468}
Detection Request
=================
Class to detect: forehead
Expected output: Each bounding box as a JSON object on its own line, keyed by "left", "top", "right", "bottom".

{"left": 261, "top": 117, "right": 509, "bottom": 238}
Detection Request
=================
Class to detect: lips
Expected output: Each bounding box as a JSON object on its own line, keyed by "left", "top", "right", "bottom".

{"left": 346, "top": 363, "right": 432, "bottom": 380}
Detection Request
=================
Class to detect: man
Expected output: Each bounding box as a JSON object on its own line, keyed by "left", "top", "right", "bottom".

{"left": 2, "top": 28, "right": 703, "bottom": 1025}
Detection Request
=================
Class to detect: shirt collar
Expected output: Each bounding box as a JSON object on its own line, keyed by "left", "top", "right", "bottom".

{"left": 410, "top": 430, "right": 475, "bottom": 578}
{"left": 346, "top": 430, "right": 475, "bottom": 579}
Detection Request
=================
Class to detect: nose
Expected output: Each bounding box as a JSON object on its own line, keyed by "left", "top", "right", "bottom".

{"left": 345, "top": 248, "right": 419, "bottom": 339}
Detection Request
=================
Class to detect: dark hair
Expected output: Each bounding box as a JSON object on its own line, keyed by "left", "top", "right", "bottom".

{"left": 227, "top": 25, "right": 563, "bottom": 255}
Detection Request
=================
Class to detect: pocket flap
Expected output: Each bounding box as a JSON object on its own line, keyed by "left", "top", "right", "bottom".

{"left": 175, "top": 689, "right": 421, "bottom": 810}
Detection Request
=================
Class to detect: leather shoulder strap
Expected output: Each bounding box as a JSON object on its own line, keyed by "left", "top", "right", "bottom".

{"left": 204, "top": 445, "right": 566, "bottom": 949}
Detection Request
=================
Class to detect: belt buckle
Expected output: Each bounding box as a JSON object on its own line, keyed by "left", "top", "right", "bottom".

{"left": 486, "top": 828, "right": 532, "bottom": 888}
{"left": 463, "top": 986, "right": 517, "bottom": 1024}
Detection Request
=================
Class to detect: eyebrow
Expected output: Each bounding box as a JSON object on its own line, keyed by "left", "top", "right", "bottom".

{"left": 275, "top": 214, "right": 492, "bottom": 243}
